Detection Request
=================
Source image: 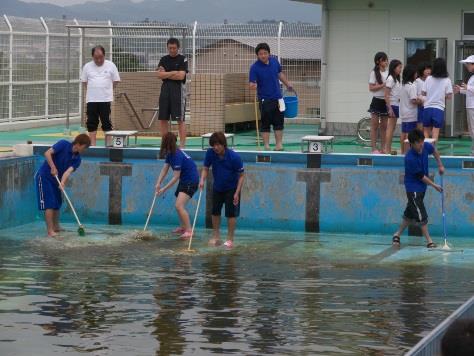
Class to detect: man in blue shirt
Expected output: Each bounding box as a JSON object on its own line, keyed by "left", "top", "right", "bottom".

{"left": 392, "top": 129, "right": 444, "bottom": 248}
{"left": 35, "top": 134, "right": 91, "bottom": 237}
{"left": 199, "top": 132, "right": 245, "bottom": 249}
{"left": 249, "top": 43, "right": 292, "bottom": 151}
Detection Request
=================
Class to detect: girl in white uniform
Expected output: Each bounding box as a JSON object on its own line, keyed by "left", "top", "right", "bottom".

{"left": 384, "top": 59, "right": 402, "bottom": 153}
{"left": 368, "top": 52, "right": 389, "bottom": 154}
{"left": 415, "top": 62, "right": 432, "bottom": 130}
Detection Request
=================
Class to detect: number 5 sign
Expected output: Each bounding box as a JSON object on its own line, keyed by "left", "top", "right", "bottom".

{"left": 113, "top": 136, "right": 124, "bottom": 148}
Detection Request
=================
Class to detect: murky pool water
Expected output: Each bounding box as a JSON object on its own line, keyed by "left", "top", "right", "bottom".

{"left": 1, "top": 222, "right": 473, "bottom": 355}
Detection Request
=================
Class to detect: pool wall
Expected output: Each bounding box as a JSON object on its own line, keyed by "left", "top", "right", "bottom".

{"left": 0, "top": 156, "right": 38, "bottom": 228}
{"left": 1, "top": 146, "right": 473, "bottom": 237}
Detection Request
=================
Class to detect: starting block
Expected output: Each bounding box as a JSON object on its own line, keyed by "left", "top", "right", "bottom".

{"left": 201, "top": 133, "right": 235, "bottom": 150}
{"left": 301, "top": 135, "right": 335, "bottom": 153}
{"left": 105, "top": 130, "right": 138, "bottom": 148}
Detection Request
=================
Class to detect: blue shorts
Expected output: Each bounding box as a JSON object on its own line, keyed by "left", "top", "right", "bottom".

{"left": 401, "top": 121, "right": 418, "bottom": 133}
{"left": 423, "top": 107, "right": 445, "bottom": 129}
{"left": 35, "top": 172, "right": 62, "bottom": 210}
{"left": 391, "top": 105, "right": 399, "bottom": 118}
{"left": 417, "top": 106, "right": 424, "bottom": 123}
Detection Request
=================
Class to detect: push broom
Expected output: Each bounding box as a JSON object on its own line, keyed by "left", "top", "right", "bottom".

{"left": 55, "top": 175, "right": 85, "bottom": 236}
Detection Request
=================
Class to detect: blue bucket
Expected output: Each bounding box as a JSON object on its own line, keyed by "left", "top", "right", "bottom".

{"left": 284, "top": 93, "right": 298, "bottom": 118}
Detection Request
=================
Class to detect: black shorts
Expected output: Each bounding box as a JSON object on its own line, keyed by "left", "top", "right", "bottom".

{"left": 368, "top": 97, "right": 389, "bottom": 117}
{"left": 86, "top": 102, "right": 113, "bottom": 132}
{"left": 159, "top": 82, "right": 186, "bottom": 121}
{"left": 175, "top": 182, "right": 198, "bottom": 198}
{"left": 212, "top": 189, "right": 240, "bottom": 218}
{"left": 260, "top": 99, "right": 284, "bottom": 132}
{"left": 403, "top": 192, "right": 428, "bottom": 226}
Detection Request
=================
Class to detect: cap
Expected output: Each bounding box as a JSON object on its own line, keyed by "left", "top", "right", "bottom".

{"left": 460, "top": 55, "right": 474, "bottom": 63}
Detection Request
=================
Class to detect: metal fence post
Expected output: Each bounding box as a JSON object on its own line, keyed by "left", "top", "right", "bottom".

{"left": 277, "top": 21, "right": 282, "bottom": 63}
{"left": 192, "top": 21, "right": 197, "bottom": 74}
{"left": 66, "top": 26, "right": 71, "bottom": 134}
{"left": 108, "top": 20, "right": 113, "bottom": 61}
{"left": 4, "top": 15, "right": 13, "bottom": 123}
{"left": 75, "top": 19, "right": 84, "bottom": 130}
{"left": 40, "top": 17, "right": 49, "bottom": 120}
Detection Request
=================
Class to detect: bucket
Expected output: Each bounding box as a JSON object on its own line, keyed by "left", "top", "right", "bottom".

{"left": 283, "top": 90, "right": 298, "bottom": 118}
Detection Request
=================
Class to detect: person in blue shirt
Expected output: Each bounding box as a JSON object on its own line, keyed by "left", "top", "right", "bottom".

{"left": 155, "top": 132, "right": 199, "bottom": 239}
{"left": 392, "top": 128, "right": 444, "bottom": 248}
{"left": 249, "top": 42, "right": 292, "bottom": 151}
{"left": 35, "top": 134, "right": 91, "bottom": 237}
{"left": 199, "top": 132, "right": 245, "bottom": 249}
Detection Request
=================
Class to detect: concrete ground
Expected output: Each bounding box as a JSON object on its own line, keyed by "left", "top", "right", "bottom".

{"left": 0, "top": 123, "right": 472, "bottom": 156}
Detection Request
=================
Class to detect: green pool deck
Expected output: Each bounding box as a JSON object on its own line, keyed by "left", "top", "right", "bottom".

{"left": 1, "top": 124, "right": 473, "bottom": 156}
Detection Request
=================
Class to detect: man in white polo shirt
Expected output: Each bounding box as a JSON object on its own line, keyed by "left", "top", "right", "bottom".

{"left": 81, "top": 45, "right": 120, "bottom": 146}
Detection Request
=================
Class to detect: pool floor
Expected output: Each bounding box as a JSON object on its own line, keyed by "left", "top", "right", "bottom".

{"left": 1, "top": 222, "right": 473, "bottom": 355}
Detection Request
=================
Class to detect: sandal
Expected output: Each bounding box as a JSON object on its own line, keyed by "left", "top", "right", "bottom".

{"left": 392, "top": 235, "right": 400, "bottom": 246}
{"left": 427, "top": 242, "right": 437, "bottom": 249}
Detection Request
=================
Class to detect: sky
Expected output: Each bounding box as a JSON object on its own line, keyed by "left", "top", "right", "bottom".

{"left": 23, "top": 0, "right": 145, "bottom": 4}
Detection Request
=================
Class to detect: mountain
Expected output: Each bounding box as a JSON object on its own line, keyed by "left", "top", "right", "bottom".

{"left": 0, "top": 0, "right": 321, "bottom": 23}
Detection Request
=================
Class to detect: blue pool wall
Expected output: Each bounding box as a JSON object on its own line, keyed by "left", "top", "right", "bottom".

{"left": 1, "top": 146, "right": 473, "bottom": 236}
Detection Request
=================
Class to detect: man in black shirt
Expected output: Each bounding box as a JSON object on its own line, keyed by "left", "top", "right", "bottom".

{"left": 157, "top": 38, "right": 188, "bottom": 148}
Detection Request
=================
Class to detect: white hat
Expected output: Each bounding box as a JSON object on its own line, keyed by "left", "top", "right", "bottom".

{"left": 460, "top": 55, "right": 474, "bottom": 63}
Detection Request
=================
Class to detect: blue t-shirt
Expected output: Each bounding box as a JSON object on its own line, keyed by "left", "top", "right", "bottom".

{"left": 404, "top": 142, "right": 435, "bottom": 192}
{"left": 204, "top": 148, "right": 244, "bottom": 192}
{"left": 38, "top": 140, "right": 82, "bottom": 180}
{"left": 249, "top": 56, "right": 282, "bottom": 100}
{"left": 165, "top": 149, "right": 199, "bottom": 184}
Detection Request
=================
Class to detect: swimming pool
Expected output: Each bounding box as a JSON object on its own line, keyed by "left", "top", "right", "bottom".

{"left": 1, "top": 222, "right": 473, "bottom": 355}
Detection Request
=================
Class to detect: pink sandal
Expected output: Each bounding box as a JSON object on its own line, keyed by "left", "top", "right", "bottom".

{"left": 179, "top": 231, "right": 193, "bottom": 240}
{"left": 172, "top": 227, "right": 185, "bottom": 234}
{"left": 223, "top": 240, "right": 234, "bottom": 249}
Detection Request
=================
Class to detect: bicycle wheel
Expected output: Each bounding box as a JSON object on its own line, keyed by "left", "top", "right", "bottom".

{"left": 357, "top": 117, "right": 372, "bottom": 143}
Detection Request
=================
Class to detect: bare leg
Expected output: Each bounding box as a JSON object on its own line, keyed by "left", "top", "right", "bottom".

{"left": 45, "top": 209, "right": 57, "bottom": 237}
{"left": 178, "top": 121, "right": 186, "bottom": 148}
{"left": 421, "top": 224, "right": 434, "bottom": 245}
{"left": 400, "top": 133, "right": 408, "bottom": 154}
{"left": 274, "top": 130, "right": 283, "bottom": 150}
{"left": 431, "top": 127, "right": 440, "bottom": 143}
{"left": 261, "top": 132, "right": 270, "bottom": 150}
{"left": 393, "top": 218, "right": 409, "bottom": 238}
{"left": 423, "top": 126, "right": 432, "bottom": 138}
{"left": 379, "top": 117, "right": 388, "bottom": 153}
{"left": 385, "top": 117, "right": 397, "bottom": 153}
{"left": 208, "top": 215, "right": 222, "bottom": 246}
{"left": 399, "top": 133, "right": 405, "bottom": 155}
{"left": 227, "top": 217, "right": 236, "bottom": 242}
{"left": 416, "top": 122, "right": 423, "bottom": 131}
{"left": 159, "top": 120, "right": 169, "bottom": 137}
{"left": 370, "top": 114, "right": 380, "bottom": 152}
{"left": 175, "top": 192, "right": 191, "bottom": 231}
{"left": 88, "top": 131, "right": 97, "bottom": 146}
{"left": 53, "top": 210, "right": 63, "bottom": 232}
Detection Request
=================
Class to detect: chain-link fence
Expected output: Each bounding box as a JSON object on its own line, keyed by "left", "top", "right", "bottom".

{"left": 0, "top": 15, "right": 321, "bottom": 135}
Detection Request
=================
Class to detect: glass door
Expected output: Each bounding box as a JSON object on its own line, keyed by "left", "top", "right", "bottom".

{"left": 453, "top": 40, "right": 474, "bottom": 136}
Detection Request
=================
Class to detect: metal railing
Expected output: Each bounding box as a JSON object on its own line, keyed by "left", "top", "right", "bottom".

{"left": 406, "top": 296, "right": 474, "bottom": 356}
{"left": 0, "top": 15, "right": 321, "bottom": 127}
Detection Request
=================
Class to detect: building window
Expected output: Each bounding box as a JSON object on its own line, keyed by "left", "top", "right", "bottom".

{"left": 463, "top": 12, "right": 474, "bottom": 39}
{"left": 405, "top": 39, "right": 447, "bottom": 67}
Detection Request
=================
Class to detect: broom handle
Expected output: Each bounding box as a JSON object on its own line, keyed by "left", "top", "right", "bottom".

{"left": 188, "top": 189, "right": 203, "bottom": 251}
{"left": 441, "top": 175, "right": 447, "bottom": 240}
{"left": 55, "top": 175, "right": 82, "bottom": 227}
{"left": 254, "top": 95, "right": 261, "bottom": 150}
{"left": 143, "top": 193, "right": 157, "bottom": 231}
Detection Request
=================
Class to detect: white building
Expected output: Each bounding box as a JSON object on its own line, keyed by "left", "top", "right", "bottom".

{"left": 298, "top": 0, "right": 474, "bottom": 137}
